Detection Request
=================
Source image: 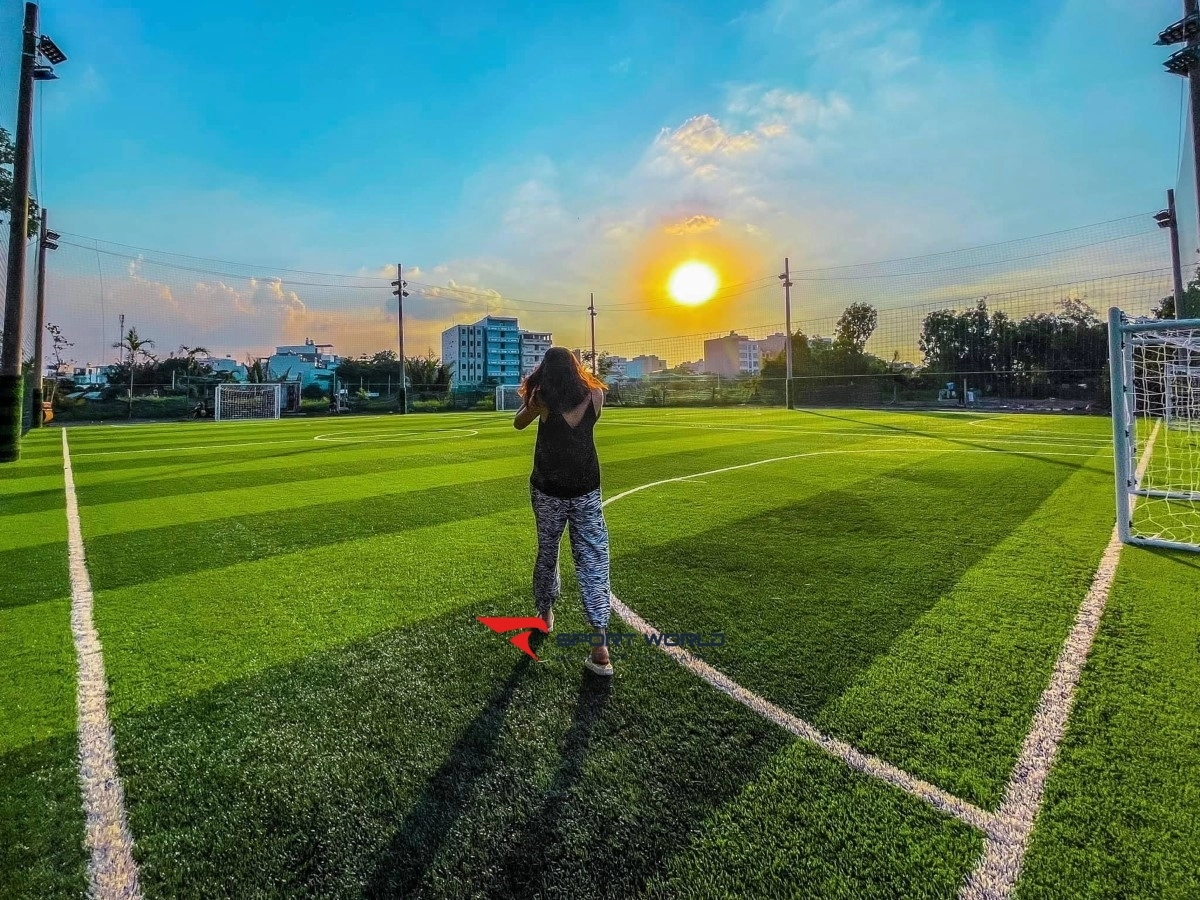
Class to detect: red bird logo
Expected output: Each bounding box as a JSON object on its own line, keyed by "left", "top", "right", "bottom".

{"left": 477, "top": 616, "right": 549, "bottom": 660}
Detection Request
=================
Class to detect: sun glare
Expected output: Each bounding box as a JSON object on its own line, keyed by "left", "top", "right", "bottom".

{"left": 668, "top": 261, "right": 719, "bottom": 306}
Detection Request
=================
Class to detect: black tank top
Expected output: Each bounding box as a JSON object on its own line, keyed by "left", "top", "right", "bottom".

{"left": 530, "top": 398, "right": 601, "bottom": 499}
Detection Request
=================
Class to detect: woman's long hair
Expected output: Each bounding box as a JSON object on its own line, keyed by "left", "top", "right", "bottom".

{"left": 519, "top": 347, "right": 606, "bottom": 414}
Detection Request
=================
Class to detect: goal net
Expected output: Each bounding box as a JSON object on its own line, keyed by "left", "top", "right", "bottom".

{"left": 215, "top": 384, "right": 282, "bottom": 422}
{"left": 1109, "top": 308, "right": 1200, "bottom": 551}
{"left": 495, "top": 384, "right": 523, "bottom": 411}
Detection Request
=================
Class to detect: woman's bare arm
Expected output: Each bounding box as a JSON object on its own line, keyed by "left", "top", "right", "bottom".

{"left": 514, "top": 392, "right": 544, "bottom": 430}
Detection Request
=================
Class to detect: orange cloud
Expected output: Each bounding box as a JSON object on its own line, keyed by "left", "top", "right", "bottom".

{"left": 664, "top": 215, "right": 721, "bottom": 235}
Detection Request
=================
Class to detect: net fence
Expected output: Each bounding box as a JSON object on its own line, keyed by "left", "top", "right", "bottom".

{"left": 40, "top": 213, "right": 1171, "bottom": 420}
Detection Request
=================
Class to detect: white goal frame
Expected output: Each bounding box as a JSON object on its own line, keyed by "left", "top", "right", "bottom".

{"left": 495, "top": 384, "right": 523, "bottom": 411}
{"left": 1108, "top": 307, "right": 1200, "bottom": 551}
{"left": 214, "top": 383, "right": 282, "bottom": 422}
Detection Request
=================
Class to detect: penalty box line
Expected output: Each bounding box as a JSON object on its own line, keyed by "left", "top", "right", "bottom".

{"left": 62, "top": 429, "right": 144, "bottom": 900}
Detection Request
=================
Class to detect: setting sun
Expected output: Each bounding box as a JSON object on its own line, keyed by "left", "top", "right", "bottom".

{"left": 668, "top": 261, "right": 719, "bottom": 306}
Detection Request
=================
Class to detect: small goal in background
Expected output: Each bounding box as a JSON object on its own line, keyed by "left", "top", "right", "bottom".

{"left": 214, "top": 384, "right": 282, "bottom": 422}
{"left": 495, "top": 384, "right": 523, "bottom": 411}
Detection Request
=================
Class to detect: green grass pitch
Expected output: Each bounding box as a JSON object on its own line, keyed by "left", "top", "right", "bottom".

{"left": 1, "top": 407, "right": 1197, "bottom": 898}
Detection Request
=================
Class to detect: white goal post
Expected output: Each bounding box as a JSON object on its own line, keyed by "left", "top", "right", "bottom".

{"left": 214, "top": 383, "right": 282, "bottom": 422}
{"left": 1108, "top": 307, "right": 1200, "bottom": 551}
{"left": 495, "top": 384, "right": 523, "bottom": 411}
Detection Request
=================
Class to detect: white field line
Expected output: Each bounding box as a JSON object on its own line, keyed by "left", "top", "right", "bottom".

{"left": 601, "top": 441, "right": 1107, "bottom": 833}
{"left": 958, "top": 419, "right": 1161, "bottom": 900}
{"left": 608, "top": 592, "right": 995, "bottom": 833}
{"left": 62, "top": 429, "right": 143, "bottom": 900}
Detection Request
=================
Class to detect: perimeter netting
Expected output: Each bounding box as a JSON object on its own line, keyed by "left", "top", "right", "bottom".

{"left": 495, "top": 384, "right": 522, "bottom": 411}
{"left": 215, "top": 384, "right": 281, "bottom": 422}
{"left": 1112, "top": 312, "right": 1200, "bottom": 550}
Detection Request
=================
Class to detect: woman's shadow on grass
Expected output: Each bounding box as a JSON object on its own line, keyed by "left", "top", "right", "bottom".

{"left": 366, "top": 657, "right": 531, "bottom": 897}
{"left": 365, "top": 657, "right": 611, "bottom": 898}
{"left": 495, "top": 669, "right": 612, "bottom": 896}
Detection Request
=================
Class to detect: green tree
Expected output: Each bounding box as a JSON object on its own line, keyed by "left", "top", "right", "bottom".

{"left": 834, "top": 302, "right": 879, "bottom": 354}
{"left": 0, "top": 127, "right": 40, "bottom": 238}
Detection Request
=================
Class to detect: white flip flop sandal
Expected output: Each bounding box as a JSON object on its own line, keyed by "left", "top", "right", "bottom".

{"left": 584, "top": 656, "right": 614, "bottom": 677}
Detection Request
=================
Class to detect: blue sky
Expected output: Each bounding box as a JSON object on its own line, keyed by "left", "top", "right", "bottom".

{"left": 26, "top": 0, "right": 1189, "bottom": 355}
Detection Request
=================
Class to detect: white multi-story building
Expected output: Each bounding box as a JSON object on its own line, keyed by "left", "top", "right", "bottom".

{"left": 442, "top": 316, "right": 524, "bottom": 386}
{"left": 519, "top": 329, "right": 553, "bottom": 378}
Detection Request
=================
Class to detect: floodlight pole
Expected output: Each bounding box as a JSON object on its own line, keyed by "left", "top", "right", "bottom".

{"left": 0, "top": 3, "right": 39, "bottom": 461}
{"left": 1161, "top": 1, "right": 1200, "bottom": 317}
{"left": 588, "top": 293, "right": 597, "bottom": 376}
{"left": 392, "top": 263, "right": 409, "bottom": 413}
{"left": 781, "top": 258, "right": 794, "bottom": 409}
{"left": 1162, "top": 190, "right": 1186, "bottom": 313}
{"left": 30, "top": 210, "right": 56, "bottom": 428}
{"left": 1187, "top": 0, "right": 1200, "bottom": 316}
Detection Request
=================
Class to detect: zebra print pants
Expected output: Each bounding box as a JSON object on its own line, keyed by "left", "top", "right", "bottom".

{"left": 530, "top": 485, "right": 612, "bottom": 629}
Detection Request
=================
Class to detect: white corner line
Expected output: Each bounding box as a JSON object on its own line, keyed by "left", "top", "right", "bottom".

{"left": 958, "top": 419, "right": 1161, "bottom": 900}
{"left": 62, "top": 428, "right": 144, "bottom": 900}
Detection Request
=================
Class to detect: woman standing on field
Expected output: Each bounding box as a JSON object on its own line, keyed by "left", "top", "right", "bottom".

{"left": 513, "top": 347, "right": 614, "bottom": 676}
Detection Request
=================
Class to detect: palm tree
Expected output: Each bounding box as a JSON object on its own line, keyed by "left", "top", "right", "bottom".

{"left": 113, "top": 327, "right": 156, "bottom": 418}
{"left": 178, "top": 344, "right": 211, "bottom": 375}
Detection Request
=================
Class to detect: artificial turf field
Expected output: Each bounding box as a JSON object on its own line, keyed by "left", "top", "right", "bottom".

{"left": 1, "top": 407, "right": 1197, "bottom": 899}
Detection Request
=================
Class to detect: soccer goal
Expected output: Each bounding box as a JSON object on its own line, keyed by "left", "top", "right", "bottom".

{"left": 1108, "top": 307, "right": 1200, "bottom": 551}
{"left": 495, "top": 384, "right": 523, "bottom": 411}
{"left": 214, "top": 384, "right": 282, "bottom": 422}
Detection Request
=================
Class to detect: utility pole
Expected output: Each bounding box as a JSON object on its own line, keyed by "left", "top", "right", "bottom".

{"left": 588, "top": 293, "right": 597, "bottom": 376}
{"left": 29, "top": 211, "right": 58, "bottom": 428}
{"left": 1157, "top": 191, "right": 1186, "bottom": 313}
{"left": 0, "top": 4, "right": 39, "bottom": 461}
{"left": 391, "top": 264, "right": 409, "bottom": 413}
{"left": 1160, "top": 2, "right": 1200, "bottom": 317}
{"left": 779, "top": 258, "right": 794, "bottom": 409}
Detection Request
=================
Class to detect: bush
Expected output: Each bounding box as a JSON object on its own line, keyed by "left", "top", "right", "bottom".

{"left": 302, "top": 384, "right": 328, "bottom": 400}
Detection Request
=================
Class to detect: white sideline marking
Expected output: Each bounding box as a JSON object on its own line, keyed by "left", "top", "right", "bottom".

{"left": 607, "top": 592, "right": 995, "bottom": 833}
{"left": 957, "top": 420, "right": 1160, "bottom": 900}
{"left": 62, "top": 429, "right": 144, "bottom": 900}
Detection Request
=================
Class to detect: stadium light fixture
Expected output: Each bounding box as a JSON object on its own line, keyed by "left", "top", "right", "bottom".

{"left": 44, "top": 229, "right": 60, "bottom": 250}
{"left": 1158, "top": 14, "right": 1200, "bottom": 46}
{"left": 1155, "top": 208, "right": 1175, "bottom": 229}
{"left": 1164, "top": 45, "right": 1200, "bottom": 76}
{"left": 37, "top": 34, "right": 66, "bottom": 64}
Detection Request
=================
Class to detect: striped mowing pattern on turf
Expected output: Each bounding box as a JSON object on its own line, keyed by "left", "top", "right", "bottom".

{"left": 45, "top": 409, "right": 1135, "bottom": 897}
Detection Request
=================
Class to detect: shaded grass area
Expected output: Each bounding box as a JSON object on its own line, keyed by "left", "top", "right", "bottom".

{"left": 611, "top": 448, "right": 1095, "bottom": 807}
{"left": 0, "top": 431, "right": 87, "bottom": 898}
{"left": 819, "top": 453, "right": 1114, "bottom": 809}
{"left": 1017, "top": 546, "right": 1200, "bottom": 899}
{"left": 112, "top": 604, "right": 980, "bottom": 899}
